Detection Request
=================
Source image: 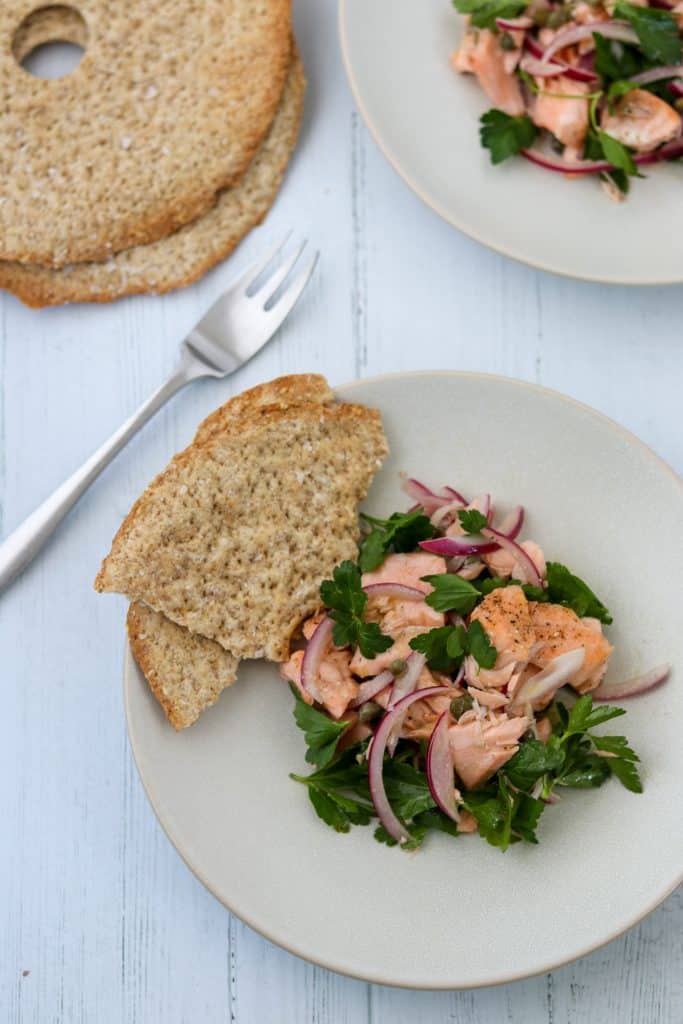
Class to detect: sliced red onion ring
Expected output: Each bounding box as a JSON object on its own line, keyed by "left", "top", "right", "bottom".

{"left": 430, "top": 500, "right": 468, "bottom": 530}
{"left": 496, "top": 505, "right": 524, "bottom": 540}
{"left": 426, "top": 711, "right": 461, "bottom": 823}
{"left": 481, "top": 527, "right": 544, "bottom": 587}
{"left": 420, "top": 535, "right": 499, "bottom": 556}
{"left": 541, "top": 21, "right": 639, "bottom": 65}
{"left": 388, "top": 652, "right": 427, "bottom": 708}
{"left": 363, "top": 583, "right": 426, "bottom": 601}
{"left": 520, "top": 148, "right": 613, "bottom": 174}
{"left": 510, "top": 648, "right": 585, "bottom": 709}
{"left": 442, "top": 486, "right": 467, "bottom": 504}
{"left": 632, "top": 65, "right": 683, "bottom": 86}
{"left": 524, "top": 36, "right": 600, "bottom": 82}
{"left": 470, "top": 493, "right": 492, "bottom": 522}
{"left": 636, "top": 138, "right": 683, "bottom": 164}
{"left": 349, "top": 670, "right": 394, "bottom": 709}
{"left": 668, "top": 80, "right": 683, "bottom": 97}
{"left": 496, "top": 15, "right": 533, "bottom": 30}
{"left": 401, "top": 478, "right": 448, "bottom": 511}
{"left": 368, "top": 686, "right": 452, "bottom": 844}
{"left": 593, "top": 663, "right": 671, "bottom": 701}
{"left": 386, "top": 652, "right": 427, "bottom": 755}
{"left": 521, "top": 54, "right": 569, "bottom": 78}
{"left": 522, "top": 138, "right": 683, "bottom": 175}
{"left": 300, "top": 616, "right": 333, "bottom": 702}
{"left": 402, "top": 478, "right": 467, "bottom": 513}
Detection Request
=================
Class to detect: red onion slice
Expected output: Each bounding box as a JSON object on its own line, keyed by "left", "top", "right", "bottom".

{"left": 496, "top": 15, "right": 533, "bottom": 30}
{"left": 402, "top": 478, "right": 468, "bottom": 513}
{"left": 300, "top": 616, "right": 333, "bottom": 702}
{"left": 668, "top": 80, "right": 683, "bottom": 97}
{"left": 496, "top": 505, "right": 524, "bottom": 540}
{"left": 349, "top": 670, "right": 394, "bottom": 709}
{"left": 521, "top": 54, "right": 569, "bottom": 78}
{"left": 420, "top": 535, "right": 499, "bottom": 556}
{"left": 636, "top": 138, "right": 683, "bottom": 164}
{"left": 431, "top": 500, "right": 469, "bottom": 530}
{"left": 520, "top": 148, "right": 613, "bottom": 174}
{"left": 632, "top": 65, "right": 683, "bottom": 86}
{"left": 524, "top": 37, "right": 600, "bottom": 82}
{"left": 510, "top": 648, "right": 585, "bottom": 710}
{"left": 426, "top": 711, "right": 461, "bottom": 823}
{"left": 386, "top": 652, "right": 427, "bottom": 755}
{"left": 541, "top": 21, "right": 639, "bottom": 65}
{"left": 482, "top": 527, "right": 544, "bottom": 587}
{"left": 469, "top": 493, "right": 492, "bottom": 522}
{"left": 521, "top": 53, "right": 599, "bottom": 83}
{"left": 363, "top": 582, "right": 426, "bottom": 601}
{"left": 522, "top": 138, "right": 683, "bottom": 175}
{"left": 368, "top": 686, "right": 453, "bottom": 844}
{"left": 388, "top": 652, "right": 427, "bottom": 708}
{"left": 593, "top": 663, "right": 671, "bottom": 701}
{"left": 442, "top": 486, "right": 467, "bottom": 504}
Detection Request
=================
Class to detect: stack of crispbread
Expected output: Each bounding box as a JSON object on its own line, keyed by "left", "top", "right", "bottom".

{"left": 95, "top": 375, "right": 389, "bottom": 729}
{"left": 0, "top": 1, "right": 304, "bottom": 306}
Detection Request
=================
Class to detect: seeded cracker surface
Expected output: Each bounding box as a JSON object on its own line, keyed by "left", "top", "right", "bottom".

{"left": 127, "top": 603, "right": 240, "bottom": 730}
{"left": 0, "top": 50, "right": 305, "bottom": 306}
{"left": 127, "top": 376, "right": 334, "bottom": 728}
{"left": 0, "top": 47, "right": 305, "bottom": 305}
{"left": 97, "top": 376, "right": 388, "bottom": 666}
{"left": 0, "top": 0, "right": 291, "bottom": 266}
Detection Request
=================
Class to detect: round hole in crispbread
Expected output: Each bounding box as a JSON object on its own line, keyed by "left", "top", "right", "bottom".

{"left": 12, "top": 5, "right": 87, "bottom": 79}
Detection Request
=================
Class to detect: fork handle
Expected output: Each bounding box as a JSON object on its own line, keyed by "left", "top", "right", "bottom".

{"left": 0, "top": 366, "right": 190, "bottom": 595}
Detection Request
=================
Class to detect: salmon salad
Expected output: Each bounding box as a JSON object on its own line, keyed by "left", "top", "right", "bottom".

{"left": 450, "top": 0, "right": 683, "bottom": 199}
{"left": 282, "top": 480, "right": 670, "bottom": 850}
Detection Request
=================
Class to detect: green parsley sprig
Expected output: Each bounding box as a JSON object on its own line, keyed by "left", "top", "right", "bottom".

{"left": 409, "top": 619, "right": 497, "bottom": 673}
{"left": 359, "top": 509, "right": 436, "bottom": 572}
{"left": 480, "top": 109, "right": 537, "bottom": 164}
{"left": 319, "top": 560, "right": 393, "bottom": 658}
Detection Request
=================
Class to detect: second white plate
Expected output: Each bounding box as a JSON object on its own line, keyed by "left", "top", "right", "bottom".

{"left": 339, "top": 0, "right": 683, "bottom": 284}
{"left": 125, "top": 372, "right": 683, "bottom": 989}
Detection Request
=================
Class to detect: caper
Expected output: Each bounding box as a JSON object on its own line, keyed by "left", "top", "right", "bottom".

{"left": 390, "top": 658, "right": 407, "bottom": 677}
{"left": 450, "top": 693, "right": 474, "bottom": 719}
{"left": 500, "top": 32, "right": 516, "bottom": 51}
{"left": 358, "top": 700, "right": 382, "bottom": 723}
{"left": 547, "top": 8, "right": 571, "bottom": 28}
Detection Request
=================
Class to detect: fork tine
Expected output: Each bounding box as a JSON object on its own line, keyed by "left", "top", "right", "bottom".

{"left": 261, "top": 250, "right": 319, "bottom": 327}
{"left": 253, "top": 239, "right": 307, "bottom": 305}
{"left": 226, "top": 233, "right": 292, "bottom": 298}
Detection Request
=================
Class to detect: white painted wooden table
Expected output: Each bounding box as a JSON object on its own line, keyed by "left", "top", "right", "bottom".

{"left": 1, "top": 2, "right": 682, "bottom": 1021}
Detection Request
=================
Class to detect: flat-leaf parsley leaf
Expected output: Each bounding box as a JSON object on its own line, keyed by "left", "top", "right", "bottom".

{"left": 359, "top": 509, "right": 435, "bottom": 572}
{"left": 480, "top": 109, "right": 537, "bottom": 165}
{"left": 320, "top": 560, "right": 393, "bottom": 658}
{"left": 615, "top": 2, "right": 682, "bottom": 64}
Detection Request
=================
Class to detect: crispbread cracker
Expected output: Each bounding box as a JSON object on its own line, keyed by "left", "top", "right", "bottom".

{"left": 127, "top": 374, "right": 334, "bottom": 728}
{"left": 127, "top": 603, "right": 239, "bottom": 730}
{"left": 0, "top": 0, "right": 291, "bottom": 266}
{"left": 96, "top": 389, "right": 388, "bottom": 661}
{"left": 0, "top": 51, "right": 304, "bottom": 306}
{"left": 193, "top": 373, "right": 333, "bottom": 444}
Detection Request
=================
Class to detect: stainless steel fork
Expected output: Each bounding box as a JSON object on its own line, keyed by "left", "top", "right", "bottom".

{"left": 0, "top": 237, "right": 318, "bottom": 594}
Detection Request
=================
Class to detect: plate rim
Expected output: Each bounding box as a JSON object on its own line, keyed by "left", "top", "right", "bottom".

{"left": 124, "top": 369, "right": 683, "bottom": 989}
{"left": 337, "top": 0, "right": 681, "bottom": 287}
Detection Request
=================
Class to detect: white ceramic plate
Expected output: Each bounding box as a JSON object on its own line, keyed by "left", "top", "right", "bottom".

{"left": 125, "top": 372, "right": 683, "bottom": 989}
{"left": 338, "top": 0, "right": 683, "bottom": 285}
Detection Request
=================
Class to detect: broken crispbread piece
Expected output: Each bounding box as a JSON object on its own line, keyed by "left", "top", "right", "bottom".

{"left": 192, "top": 373, "right": 333, "bottom": 445}
{"left": 97, "top": 378, "right": 388, "bottom": 664}
{"left": 127, "top": 603, "right": 239, "bottom": 730}
{"left": 126, "top": 374, "right": 335, "bottom": 728}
